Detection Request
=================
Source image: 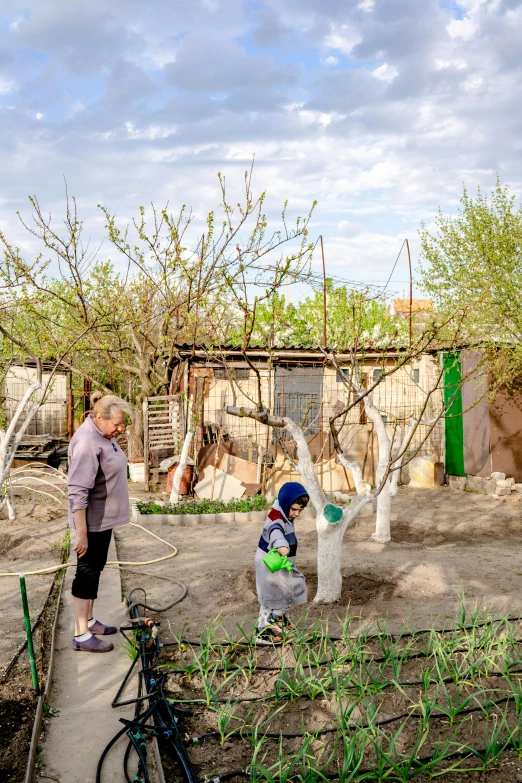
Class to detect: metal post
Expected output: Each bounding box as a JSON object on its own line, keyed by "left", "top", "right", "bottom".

{"left": 19, "top": 574, "right": 39, "bottom": 693}
{"left": 406, "top": 238, "right": 413, "bottom": 349}
{"left": 320, "top": 235, "right": 327, "bottom": 348}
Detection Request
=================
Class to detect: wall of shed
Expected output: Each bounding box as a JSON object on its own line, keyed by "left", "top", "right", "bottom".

{"left": 489, "top": 386, "right": 522, "bottom": 482}
{"left": 461, "top": 351, "right": 491, "bottom": 477}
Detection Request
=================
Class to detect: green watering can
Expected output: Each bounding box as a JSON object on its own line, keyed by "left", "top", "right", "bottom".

{"left": 263, "top": 549, "right": 293, "bottom": 573}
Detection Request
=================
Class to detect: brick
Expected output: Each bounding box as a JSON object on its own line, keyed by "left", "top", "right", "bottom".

{"left": 513, "top": 484, "right": 522, "bottom": 494}
{"left": 495, "top": 487, "right": 512, "bottom": 496}
{"left": 491, "top": 472, "right": 506, "bottom": 481}
{"left": 497, "top": 478, "right": 515, "bottom": 488}
{"left": 485, "top": 479, "right": 497, "bottom": 495}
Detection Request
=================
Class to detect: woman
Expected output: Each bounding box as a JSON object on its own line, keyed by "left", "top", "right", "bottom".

{"left": 68, "top": 391, "right": 133, "bottom": 652}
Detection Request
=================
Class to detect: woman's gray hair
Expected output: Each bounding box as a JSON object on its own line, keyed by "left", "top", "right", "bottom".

{"left": 91, "top": 391, "right": 133, "bottom": 420}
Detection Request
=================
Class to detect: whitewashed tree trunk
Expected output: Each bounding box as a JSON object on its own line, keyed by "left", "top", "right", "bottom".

{"left": 169, "top": 429, "right": 194, "bottom": 504}
{"left": 283, "top": 417, "right": 373, "bottom": 602}
{"left": 0, "top": 379, "right": 42, "bottom": 520}
{"left": 361, "top": 392, "right": 393, "bottom": 543}
{"left": 337, "top": 454, "right": 368, "bottom": 497}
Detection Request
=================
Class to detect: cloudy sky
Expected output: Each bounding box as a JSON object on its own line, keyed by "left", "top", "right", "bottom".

{"left": 0, "top": 0, "right": 520, "bottom": 300}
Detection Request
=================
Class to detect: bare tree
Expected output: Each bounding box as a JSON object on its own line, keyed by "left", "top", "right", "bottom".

{"left": 0, "top": 308, "right": 90, "bottom": 519}
{"left": 0, "top": 171, "right": 316, "bottom": 459}
{"left": 221, "top": 287, "right": 479, "bottom": 602}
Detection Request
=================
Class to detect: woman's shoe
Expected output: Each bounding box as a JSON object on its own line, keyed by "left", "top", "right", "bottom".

{"left": 89, "top": 619, "right": 117, "bottom": 635}
{"left": 73, "top": 635, "right": 114, "bottom": 652}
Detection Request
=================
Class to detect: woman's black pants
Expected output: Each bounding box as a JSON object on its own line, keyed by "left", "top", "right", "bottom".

{"left": 71, "top": 529, "right": 112, "bottom": 600}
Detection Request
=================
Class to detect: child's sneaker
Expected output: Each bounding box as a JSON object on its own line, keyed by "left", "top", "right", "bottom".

{"left": 255, "top": 626, "right": 284, "bottom": 646}
{"left": 269, "top": 613, "right": 295, "bottom": 632}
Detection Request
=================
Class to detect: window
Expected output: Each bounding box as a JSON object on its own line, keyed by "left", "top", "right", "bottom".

{"left": 413, "top": 368, "right": 420, "bottom": 384}
{"left": 213, "top": 367, "right": 250, "bottom": 380}
{"left": 336, "top": 368, "right": 350, "bottom": 383}
{"left": 373, "top": 369, "right": 385, "bottom": 383}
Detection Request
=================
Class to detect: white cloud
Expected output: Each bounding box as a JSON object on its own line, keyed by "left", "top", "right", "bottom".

{"left": 372, "top": 63, "right": 398, "bottom": 82}
{"left": 324, "top": 24, "right": 361, "bottom": 54}
{"left": 447, "top": 17, "right": 478, "bottom": 39}
{"left": 0, "top": 0, "right": 520, "bottom": 291}
{"left": 434, "top": 58, "right": 467, "bottom": 70}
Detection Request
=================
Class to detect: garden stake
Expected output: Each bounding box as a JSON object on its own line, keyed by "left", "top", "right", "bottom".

{"left": 19, "top": 573, "right": 39, "bottom": 693}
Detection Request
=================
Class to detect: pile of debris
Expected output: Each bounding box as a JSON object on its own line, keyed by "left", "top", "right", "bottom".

{"left": 490, "top": 472, "right": 522, "bottom": 501}
{"left": 448, "top": 472, "right": 522, "bottom": 501}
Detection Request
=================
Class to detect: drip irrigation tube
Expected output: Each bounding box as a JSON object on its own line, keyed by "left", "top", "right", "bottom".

{"left": 163, "top": 628, "right": 522, "bottom": 676}
{"left": 167, "top": 613, "right": 522, "bottom": 650}
{"left": 166, "top": 662, "right": 522, "bottom": 705}
{"left": 210, "top": 742, "right": 522, "bottom": 783}
{"left": 186, "top": 691, "right": 522, "bottom": 745}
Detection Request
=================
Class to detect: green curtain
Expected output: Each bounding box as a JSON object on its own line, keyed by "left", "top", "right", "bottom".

{"left": 443, "top": 352, "right": 465, "bottom": 476}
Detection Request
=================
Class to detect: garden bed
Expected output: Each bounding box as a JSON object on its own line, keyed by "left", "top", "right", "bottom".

{"left": 0, "top": 517, "right": 68, "bottom": 783}
{"left": 159, "top": 608, "right": 522, "bottom": 781}
{"left": 134, "top": 495, "right": 272, "bottom": 525}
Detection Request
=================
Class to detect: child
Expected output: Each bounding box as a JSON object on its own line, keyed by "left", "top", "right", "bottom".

{"left": 255, "top": 482, "right": 310, "bottom": 644}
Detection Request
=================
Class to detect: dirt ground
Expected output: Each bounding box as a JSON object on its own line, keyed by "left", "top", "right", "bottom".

{"left": 0, "top": 489, "right": 68, "bottom": 783}
{"left": 117, "top": 486, "right": 522, "bottom": 637}
{"left": 115, "top": 485, "right": 522, "bottom": 782}
{"left": 4, "top": 483, "right": 522, "bottom": 782}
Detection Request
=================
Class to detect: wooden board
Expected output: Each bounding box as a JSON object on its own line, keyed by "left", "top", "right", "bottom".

{"left": 194, "top": 466, "right": 246, "bottom": 501}
{"left": 219, "top": 454, "right": 258, "bottom": 485}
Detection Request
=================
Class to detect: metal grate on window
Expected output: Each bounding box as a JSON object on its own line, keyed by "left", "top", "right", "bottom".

{"left": 213, "top": 367, "right": 250, "bottom": 380}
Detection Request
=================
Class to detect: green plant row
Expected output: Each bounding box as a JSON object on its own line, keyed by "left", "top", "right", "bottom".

{"left": 160, "top": 603, "right": 522, "bottom": 781}
{"left": 136, "top": 494, "right": 270, "bottom": 516}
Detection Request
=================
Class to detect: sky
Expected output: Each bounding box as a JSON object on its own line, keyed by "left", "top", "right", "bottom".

{"left": 0, "top": 0, "right": 521, "bottom": 303}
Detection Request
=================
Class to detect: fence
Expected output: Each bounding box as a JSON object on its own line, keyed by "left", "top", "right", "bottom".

{"left": 2, "top": 368, "right": 68, "bottom": 437}
{"left": 189, "top": 356, "right": 444, "bottom": 491}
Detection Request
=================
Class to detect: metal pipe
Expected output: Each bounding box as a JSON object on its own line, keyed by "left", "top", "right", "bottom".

{"left": 406, "top": 238, "right": 413, "bottom": 349}
{"left": 320, "top": 235, "right": 327, "bottom": 348}
{"left": 19, "top": 574, "right": 39, "bottom": 693}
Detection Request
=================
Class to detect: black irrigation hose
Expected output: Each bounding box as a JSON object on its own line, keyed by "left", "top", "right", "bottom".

{"left": 127, "top": 729, "right": 152, "bottom": 783}
{"left": 124, "top": 579, "right": 188, "bottom": 621}
{"left": 187, "top": 692, "right": 522, "bottom": 745}
{"left": 96, "top": 702, "right": 159, "bottom": 783}
{"left": 166, "top": 662, "right": 522, "bottom": 706}
{"left": 167, "top": 613, "right": 522, "bottom": 651}
{"left": 211, "top": 742, "right": 522, "bottom": 783}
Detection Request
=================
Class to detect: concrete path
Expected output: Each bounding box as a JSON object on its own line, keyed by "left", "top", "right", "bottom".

{"left": 40, "top": 538, "right": 159, "bottom": 783}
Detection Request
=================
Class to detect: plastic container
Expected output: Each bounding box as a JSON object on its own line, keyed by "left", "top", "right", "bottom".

{"left": 128, "top": 461, "right": 145, "bottom": 482}
{"left": 166, "top": 463, "right": 194, "bottom": 495}
{"left": 263, "top": 549, "right": 293, "bottom": 573}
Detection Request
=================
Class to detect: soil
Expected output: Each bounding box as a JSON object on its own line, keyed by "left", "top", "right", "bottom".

{"left": 4, "top": 483, "right": 522, "bottom": 782}
{"left": 114, "top": 485, "right": 522, "bottom": 781}
{"left": 0, "top": 485, "right": 68, "bottom": 783}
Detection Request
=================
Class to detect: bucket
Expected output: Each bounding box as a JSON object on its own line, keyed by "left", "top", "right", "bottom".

{"left": 128, "top": 461, "right": 145, "bottom": 482}
{"left": 166, "top": 463, "right": 194, "bottom": 495}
